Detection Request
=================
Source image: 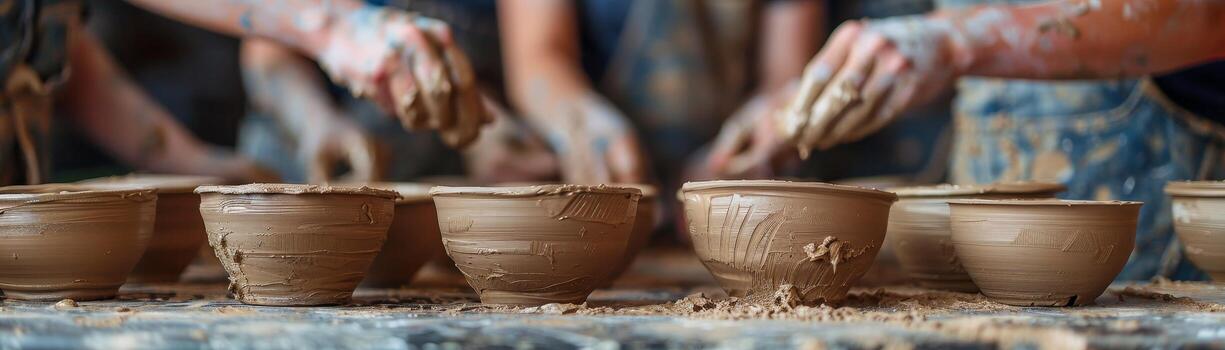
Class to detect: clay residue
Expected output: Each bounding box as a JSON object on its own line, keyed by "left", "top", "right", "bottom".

{"left": 434, "top": 186, "right": 640, "bottom": 305}
{"left": 195, "top": 183, "right": 398, "bottom": 199}
{"left": 802, "top": 236, "right": 871, "bottom": 274}
{"left": 198, "top": 191, "right": 395, "bottom": 306}
{"left": 0, "top": 184, "right": 156, "bottom": 301}
{"left": 948, "top": 199, "right": 1140, "bottom": 306}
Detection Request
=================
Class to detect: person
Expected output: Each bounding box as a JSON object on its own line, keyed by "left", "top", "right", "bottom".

{"left": 238, "top": 0, "right": 558, "bottom": 184}
{"left": 0, "top": 0, "right": 487, "bottom": 185}
{"left": 736, "top": 0, "right": 1225, "bottom": 279}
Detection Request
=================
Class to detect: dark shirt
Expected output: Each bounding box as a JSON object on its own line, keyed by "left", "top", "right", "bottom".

{"left": 1154, "top": 62, "right": 1225, "bottom": 124}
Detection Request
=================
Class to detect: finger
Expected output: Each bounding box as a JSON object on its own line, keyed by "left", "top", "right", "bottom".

{"left": 607, "top": 135, "right": 646, "bottom": 184}
{"left": 389, "top": 68, "right": 429, "bottom": 129}
{"left": 820, "top": 54, "right": 905, "bottom": 149}
{"left": 706, "top": 123, "right": 752, "bottom": 175}
{"left": 797, "top": 32, "right": 887, "bottom": 153}
{"left": 779, "top": 22, "right": 864, "bottom": 144}
{"left": 435, "top": 41, "right": 486, "bottom": 148}
{"left": 843, "top": 75, "right": 918, "bottom": 143}
{"left": 401, "top": 18, "right": 454, "bottom": 130}
{"left": 307, "top": 149, "right": 335, "bottom": 184}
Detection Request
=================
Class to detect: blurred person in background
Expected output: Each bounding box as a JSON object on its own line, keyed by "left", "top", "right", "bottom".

{"left": 735, "top": 0, "right": 1225, "bottom": 280}
{"left": 0, "top": 0, "right": 487, "bottom": 185}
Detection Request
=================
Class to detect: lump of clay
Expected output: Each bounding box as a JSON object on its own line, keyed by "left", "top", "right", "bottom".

{"left": 356, "top": 182, "right": 444, "bottom": 288}
{"left": 679, "top": 180, "right": 897, "bottom": 305}
{"left": 196, "top": 183, "right": 397, "bottom": 306}
{"left": 79, "top": 174, "right": 224, "bottom": 283}
{"left": 0, "top": 184, "right": 157, "bottom": 301}
{"left": 949, "top": 199, "right": 1141, "bottom": 306}
{"left": 886, "top": 182, "right": 1064, "bottom": 292}
{"left": 1166, "top": 181, "right": 1225, "bottom": 281}
{"left": 431, "top": 184, "right": 642, "bottom": 305}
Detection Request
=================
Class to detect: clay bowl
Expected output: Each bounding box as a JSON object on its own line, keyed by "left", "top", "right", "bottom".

{"left": 358, "top": 183, "right": 444, "bottom": 288}
{"left": 430, "top": 185, "right": 642, "bottom": 305}
{"left": 606, "top": 184, "right": 658, "bottom": 283}
{"left": 80, "top": 174, "right": 223, "bottom": 283}
{"left": 679, "top": 180, "right": 897, "bottom": 304}
{"left": 1166, "top": 181, "right": 1225, "bottom": 281}
{"left": 0, "top": 184, "right": 156, "bottom": 301}
{"left": 886, "top": 182, "right": 1065, "bottom": 292}
{"left": 948, "top": 199, "right": 1141, "bottom": 306}
{"left": 196, "top": 184, "right": 398, "bottom": 306}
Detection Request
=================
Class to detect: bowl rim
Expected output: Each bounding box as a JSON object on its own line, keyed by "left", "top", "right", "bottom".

{"left": 680, "top": 180, "right": 897, "bottom": 201}
{"left": 78, "top": 173, "right": 225, "bottom": 194}
{"left": 947, "top": 199, "right": 1142, "bottom": 206}
{"left": 0, "top": 184, "right": 157, "bottom": 202}
{"left": 494, "top": 182, "right": 660, "bottom": 198}
{"left": 195, "top": 183, "right": 399, "bottom": 198}
{"left": 1165, "top": 180, "right": 1225, "bottom": 197}
{"left": 430, "top": 184, "right": 642, "bottom": 198}
{"left": 890, "top": 182, "right": 1066, "bottom": 198}
{"left": 339, "top": 182, "right": 433, "bottom": 204}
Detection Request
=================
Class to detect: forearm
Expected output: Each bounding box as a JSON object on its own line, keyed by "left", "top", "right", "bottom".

{"left": 240, "top": 39, "right": 343, "bottom": 139}
{"left": 61, "top": 29, "right": 223, "bottom": 174}
{"left": 124, "top": 0, "right": 366, "bottom": 58}
{"left": 758, "top": 0, "right": 823, "bottom": 92}
{"left": 939, "top": 0, "right": 1225, "bottom": 79}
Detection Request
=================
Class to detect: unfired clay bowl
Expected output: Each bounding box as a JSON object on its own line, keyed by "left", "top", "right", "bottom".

{"left": 431, "top": 185, "right": 642, "bottom": 305}
{"left": 948, "top": 199, "right": 1141, "bottom": 306}
{"left": 196, "top": 184, "right": 397, "bottom": 306}
{"left": 1166, "top": 181, "right": 1225, "bottom": 281}
{"left": 0, "top": 185, "right": 156, "bottom": 301}
{"left": 80, "top": 174, "right": 223, "bottom": 283}
{"left": 359, "top": 183, "right": 443, "bottom": 288}
{"left": 886, "top": 182, "right": 1065, "bottom": 292}
{"left": 605, "top": 184, "right": 658, "bottom": 283}
{"left": 679, "top": 180, "right": 897, "bottom": 304}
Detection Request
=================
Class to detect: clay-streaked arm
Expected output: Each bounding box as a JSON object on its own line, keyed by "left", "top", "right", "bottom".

{"left": 125, "top": 0, "right": 489, "bottom": 148}
{"left": 60, "top": 28, "right": 278, "bottom": 182}
{"left": 499, "top": 0, "right": 647, "bottom": 184}
{"left": 782, "top": 0, "right": 1225, "bottom": 155}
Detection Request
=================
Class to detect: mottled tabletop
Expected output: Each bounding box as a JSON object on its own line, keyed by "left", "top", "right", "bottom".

{"left": 1, "top": 248, "right": 1222, "bottom": 350}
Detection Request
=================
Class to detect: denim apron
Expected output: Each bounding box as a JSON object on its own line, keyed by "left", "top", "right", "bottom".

{"left": 939, "top": 0, "right": 1225, "bottom": 280}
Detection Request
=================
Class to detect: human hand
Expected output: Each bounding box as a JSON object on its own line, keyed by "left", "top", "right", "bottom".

{"left": 704, "top": 89, "right": 794, "bottom": 179}
{"left": 781, "top": 17, "right": 963, "bottom": 157}
{"left": 298, "top": 118, "right": 381, "bottom": 183}
{"left": 463, "top": 97, "right": 559, "bottom": 184}
{"left": 191, "top": 148, "right": 281, "bottom": 183}
{"left": 315, "top": 7, "right": 489, "bottom": 148}
{"left": 539, "top": 95, "right": 648, "bottom": 185}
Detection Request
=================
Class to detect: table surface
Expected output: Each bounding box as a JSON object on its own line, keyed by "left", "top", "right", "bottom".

{"left": 1, "top": 248, "right": 1223, "bottom": 350}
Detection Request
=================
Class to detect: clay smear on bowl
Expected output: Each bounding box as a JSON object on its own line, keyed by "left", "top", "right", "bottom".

{"left": 196, "top": 184, "right": 397, "bottom": 306}
{"left": 357, "top": 182, "right": 443, "bottom": 288}
{"left": 680, "top": 180, "right": 897, "bottom": 305}
{"left": 431, "top": 185, "right": 641, "bottom": 305}
{"left": 949, "top": 199, "right": 1141, "bottom": 306}
{"left": 80, "top": 174, "right": 223, "bottom": 283}
{"left": 1166, "top": 181, "right": 1225, "bottom": 281}
{"left": 887, "top": 182, "right": 1064, "bottom": 292}
{"left": 0, "top": 185, "right": 156, "bottom": 300}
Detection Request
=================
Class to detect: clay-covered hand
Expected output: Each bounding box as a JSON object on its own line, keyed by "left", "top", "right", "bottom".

{"left": 782, "top": 17, "right": 962, "bottom": 157}
{"left": 315, "top": 7, "right": 489, "bottom": 148}
{"left": 298, "top": 118, "right": 381, "bottom": 183}
{"left": 463, "top": 97, "right": 559, "bottom": 184}
{"left": 704, "top": 89, "right": 795, "bottom": 179}
{"left": 541, "top": 95, "right": 648, "bottom": 185}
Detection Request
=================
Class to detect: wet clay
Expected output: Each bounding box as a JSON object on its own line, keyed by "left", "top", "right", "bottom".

{"left": 1166, "top": 181, "right": 1225, "bottom": 281}
{"left": 80, "top": 174, "right": 224, "bottom": 283}
{"left": 948, "top": 199, "right": 1141, "bottom": 306}
{"left": 358, "top": 183, "right": 444, "bottom": 288}
{"left": 679, "top": 180, "right": 897, "bottom": 304}
{"left": 196, "top": 184, "right": 397, "bottom": 306}
{"left": 887, "top": 182, "right": 1064, "bottom": 292}
{"left": 0, "top": 185, "right": 156, "bottom": 301}
{"left": 606, "top": 184, "right": 658, "bottom": 283}
{"left": 430, "top": 185, "right": 642, "bottom": 305}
